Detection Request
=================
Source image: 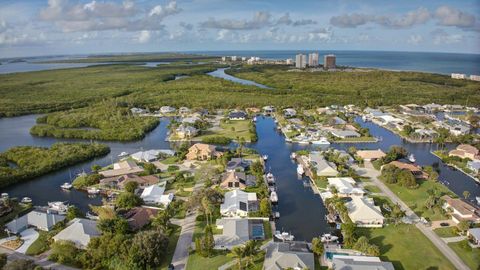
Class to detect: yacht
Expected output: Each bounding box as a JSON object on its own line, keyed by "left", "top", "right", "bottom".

{"left": 262, "top": 155, "right": 269, "bottom": 161}
{"left": 362, "top": 115, "right": 370, "bottom": 122}
{"left": 408, "top": 154, "right": 416, "bottom": 163}
{"left": 48, "top": 201, "right": 69, "bottom": 214}
{"left": 297, "top": 164, "right": 304, "bottom": 175}
{"left": 87, "top": 187, "right": 100, "bottom": 195}
{"left": 268, "top": 186, "right": 276, "bottom": 193}
{"left": 476, "top": 196, "right": 480, "bottom": 205}
{"left": 321, "top": 234, "right": 339, "bottom": 243}
{"left": 118, "top": 151, "right": 129, "bottom": 157}
{"left": 266, "top": 173, "right": 275, "bottom": 184}
{"left": 275, "top": 231, "right": 294, "bottom": 241}
{"left": 60, "top": 182, "right": 73, "bottom": 190}
{"left": 270, "top": 191, "right": 278, "bottom": 203}
{"left": 21, "top": 197, "right": 32, "bottom": 204}
{"left": 297, "top": 139, "right": 310, "bottom": 145}
{"left": 86, "top": 212, "right": 100, "bottom": 220}
{"left": 312, "top": 137, "right": 330, "bottom": 145}
{"left": 272, "top": 211, "right": 280, "bottom": 219}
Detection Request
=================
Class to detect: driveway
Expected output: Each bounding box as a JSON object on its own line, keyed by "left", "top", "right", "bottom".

{"left": 16, "top": 228, "right": 39, "bottom": 254}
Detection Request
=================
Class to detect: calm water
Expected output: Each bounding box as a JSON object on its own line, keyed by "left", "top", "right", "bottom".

{"left": 207, "top": 68, "right": 271, "bottom": 89}
{"left": 194, "top": 50, "right": 480, "bottom": 75}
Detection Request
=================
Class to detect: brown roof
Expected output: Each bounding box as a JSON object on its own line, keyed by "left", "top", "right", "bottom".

{"left": 388, "top": 161, "right": 428, "bottom": 178}
{"left": 125, "top": 207, "right": 159, "bottom": 230}
{"left": 442, "top": 195, "right": 480, "bottom": 216}
{"left": 220, "top": 171, "right": 248, "bottom": 189}
{"left": 356, "top": 149, "right": 386, "bottom": 160}
{"left": 101, "top": 174, "right": 159, "bottom": 189}
{"left": 457, "top": 144, "right": 479, "bottom": 155}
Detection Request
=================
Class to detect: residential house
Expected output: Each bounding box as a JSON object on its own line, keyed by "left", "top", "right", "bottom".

{"left": 100, "top": 174, "right": 160, "bottom": 190}
{"left": 467, "top": 228, "right": 480, "bottom": 247}
{"left": 226, "top": 158, "right": 251, "bottom": 172}
{"left": 130, "top": 107, "right": 147, "bottom": 114}
{"left": 449, "top": 144, "right": 479, "bottom": 160}
{"left": 124, "top": 207, "right": 159, "bottom": 231}
{"left": 331, "top": 255, "right": 395, "bottom": 270}
{"left": 333, "top": 116, "right": 347, "bottom": 125}
{"left": 175, "top": 125, "right": 198, "bottom": 139}
{"left": 229, "top": 111, "right": 247, "bottom": 120}
{"left": 327, "top": 177, "right": 365, "bottom": 197}
{"left": 6, "top": 209, "right": 66, "bottom": 234}
{"left": 140, "top": 184, "right": 174, "bottom": 206}
{"left": 331, "top": 130, "right": 361, "bottom": 139}
{"left": 178, "top": 107, "right": 191, "bottom": 115}
{"left": 356, "top": 149, "right": 386, "bottom": 161}
{"left": 387, "top": 161, "right": 428, "bottom": 179}
{"left": 263, "top": 106, "right": 275, "bottom": 115}
{"left": 283, "top": 108, "right": 297, "bottom": 118}
{"left": 423, "top": 103, "right": 443, "bottom": 113}
{"left": 160, "top": 106, "right": 176, "bottom": 114}
{"left": 442, "top": 195, "right": 480, "bottom": 224}
{"left": 53, "top": 218, "right": 101, "bottom": 249}
{"left": 467, "top": 160, "right": 480, "bottom": 174}
{"left": 181, "top": 116, "right": 201, "bottom": 125}
{"left": 220, "top": 171, "right": 256, "bottom": 190}
{"left": 308, "top": 152, "right": 339, "bottom": 177}
{"left": 220, "top": 190, "right": 258, "bottom": 217}
{"left": 99, "top": 160, "right": 144, "bottom": 177}
{"left": 214, "top": 218, "right": 264, "bottom": 249}
{"left": 186, "top": 143, "right": 223, "bottom": 161}
{"left": 263, "top": 242, "right": 315, "bottom": 270}
{"left": 130, "top": 149, "right": 175, "bottom": 162}
{"left": 345, "top": 196, "right": 384, "bottom": 227}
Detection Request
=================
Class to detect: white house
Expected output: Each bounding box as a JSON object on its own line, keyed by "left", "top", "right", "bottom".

{"left": 53, "top": 218, "right": 101, "bottom": 249}
{"left": 214, "top": 218, "right": 251, "bottom": 250}
{"left": 141, "top": 185, "right": 174, "bottom": 207}
{"left": 327, "top": 177, "right": 365, "bottom": 197}
{"left": 160, "top": 106, "right": 176, "bottom": 114}
{"left": 331, "top": 255, "right": 394, "bottom": 270}
{"left": 130, "top": 149, "right": 175, "bottom": 162}
{"left": 345, "top": 196, "right": 384, "bottom": 227}
{"left": 283, "top": 108, "right": 297, "bottom": 118}
{"left": 220, "top": 190, "right": 257, "bottom": 217}
{"left": 263, "top": 242, "right": 315, "bottom": 270}
{"left": 175, "top": 125, "right": 199, "bottom": 139}
{"left": 308, "top": 152, "right": 338, "bottom": 177}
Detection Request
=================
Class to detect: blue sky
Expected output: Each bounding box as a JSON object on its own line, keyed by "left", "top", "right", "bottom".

{"left": 0, "top": 0, "right": 479, "bottom": 57}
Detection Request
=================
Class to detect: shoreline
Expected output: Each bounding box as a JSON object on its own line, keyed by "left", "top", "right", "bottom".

{"left": 430, "top": 151, "right": 480, "bottom": 184}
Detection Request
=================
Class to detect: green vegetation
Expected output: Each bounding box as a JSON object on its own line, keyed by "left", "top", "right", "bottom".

{"left": 197, "top": 119, "right": 255, "bottom": 142}
{"left": 448, "top": 240, "right": 480, "bottom": 270}
{"left": 357, "top": 224, "right": 455, "bottom": 270}
{"left": 30, "top": 102, "right": 159, "bottom": 141}
{"left": 0, "top": 143, "right": 110, "bottom": 188}
{"left": 25, "top": 231, "right": 50, "bottom": 256}
{"left": 0, "top": 201, "right": 32, "bottom": 227}
{"left": 160, "top": 224, "right": 181, "bottom": 270}
{"left": 364, "top": 185, "right": 381, "bottom": 193}
{"left": 186, "top": 250, "right": 231, "bottom": 270}
{"left": 434, "top": 227, "right": 459, "bottom": 238}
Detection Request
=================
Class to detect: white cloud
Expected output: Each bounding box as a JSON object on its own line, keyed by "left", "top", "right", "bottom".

{"left": 200, "top": 11, "right": 271, "bottom": 30}
{"left": 136, "top": 30, "right": 151, "bottom": 43}
{"left": 435, "top": 6, "right": 476, "bottom": 28}
{"left": 407, "top": 34, "right": 423, "bottom": 45}
{"left": 431, "top": 29, "right": 464, "bottom": 44}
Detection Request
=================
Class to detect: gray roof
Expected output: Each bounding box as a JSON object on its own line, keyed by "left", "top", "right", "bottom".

{"left": 6, "top": 210, "right": 65, "bottom": 234}
{"left": 332, "top": 255, "right": 395, "bottom": 270}
{"left": 214, "top": 218, "right": 250, "bottom": 249}
{"left": 53, "top": 218, "right": 100, "bottom": 249}
{"left": 331, "top": 130, "right": 361, "bottom": 138}
{"left": 469, "top": 228, "right": 480, "bottom": 240}
{"left": 264, "top": 242, "right": 315, "bottom": 270}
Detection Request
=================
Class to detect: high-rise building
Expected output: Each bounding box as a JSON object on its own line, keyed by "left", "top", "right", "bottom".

{"left": 295, "top": 54, "right": 306, "bottom": 68}
{"left": 308, "top": 52, "right": 319, "bottom": 67}
{"left": 231, "top": 56, "right": 237, "bottom": 61}
{"left": 324, "top": 54, "right": 336, "bottom": 69}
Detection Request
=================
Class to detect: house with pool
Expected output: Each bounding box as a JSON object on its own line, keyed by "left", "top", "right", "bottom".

{"left": 213, "top": 218, "right": 265, "bottom": 250}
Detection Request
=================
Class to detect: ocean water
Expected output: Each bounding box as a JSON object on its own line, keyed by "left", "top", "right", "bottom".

{"left": 191, "top": 50, "right": 480, "bottom": 75}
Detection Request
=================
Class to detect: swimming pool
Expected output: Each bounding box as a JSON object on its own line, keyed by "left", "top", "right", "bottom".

{"left": 325, "top": 252, "right": 349, "bottom": 260}
{"left": 251, "top": 224, "right": 265, "bottom": 239}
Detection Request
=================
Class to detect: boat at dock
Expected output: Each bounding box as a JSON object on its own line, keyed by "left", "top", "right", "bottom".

{"left": 476, "top": 196, "right": 480, "bottom": 205}
{"left": 272, "top": 211, "right": 280, "bottom": 219}
{"left": 312, "top": 137, "right": 330, "bottom": 145}
{"left": 253, "top": 116, "right": 257, "bottom": 122}
{"left": 266, "top": 173, "right": 276, "bottom": 184}
{"left": 60, "top": 182, "right": 73, "bottom": 190}
{"left": 21, "top": 197, "right": 32, "bottom": 204}
{"left": 87, "top": 187, "right": 100, "bottom": 195}
{"left": 1, "top": 193, "right": 9, "bottom": 199}
{"left": 48, "top": 201, "right": 69, "bottom": 214}
{"left": 118, "top": 151, "right": 129, "bottom": 157}
{"left": 262, "top": 155, "right": 268, "bottom": 161}
{"left": 270, "top": 191, "right": 278, "bottom": 203}
{"left": 275, "top": 231, "right": 294, "bottom": 241}
{"left": 297, "top": 164, "right": 304, "bottom": 175}
{"left": 321, "top": 233, "right": 339, "bottom": 243}
{"left": 408, "top": 154, "right": 416, "bottom": 163}
{"left": 290, "top": 152, "right": 297, "bottom": 159}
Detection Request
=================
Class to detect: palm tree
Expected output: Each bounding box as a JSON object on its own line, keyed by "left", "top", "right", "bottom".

{"left": 243, "top": 240, "right": 260, "bottom": 268}
{"left": 231, "top": 246, "right": 245, "bottom": 270}
{"left": 201, "top": 197, "right": 212, "bottom": 225}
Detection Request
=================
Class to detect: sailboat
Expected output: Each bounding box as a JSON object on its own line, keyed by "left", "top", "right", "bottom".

{"left": 61, "top": 170, "right": 74, "bottom": 190}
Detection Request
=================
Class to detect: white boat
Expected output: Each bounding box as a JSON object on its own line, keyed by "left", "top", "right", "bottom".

{"left": 262, "top": 155, "right": 268, "bottom": 161}
{"left": 266, "top": 173, "right": 275, "bottom": 184}
{"left": 297, "top": 164, "right": 304, "bottom": 175}
{"left": 118, "top": 151, "right": 129, "bottom": 157}
{"left": 275, "top": 231, "right": 294, "bottom": 241}
{"left": 21, "top": 197, "right": 32, "bottom": 204}
{"left": 270, "top": 191, "right": 278, "bottom": 203}
{"left": 273, "top": 211, "right": 280, "bottom": 219}
{"left": 312, "top": 137, "right": 330, "bottom": 145}
{"left": 48, "top": 201, "right": 69, "bottom": 213}
{"left": 60, "top": 182, "right": 73, "bottom": 190}
{"left": 290, "top": 152, "right": 297, "bottom": 159}
{"left": 87, "top": 187, "right": 100, "bottom": 195}
{"left": 408, "top": 154, "right": 416, "bottom": 163}
{"left": 362, "top": 115, "right": 370, "bottom": 122}
{"left": 297, "top": 139, "right": 310, "bottom": 145}
{"left": 268, "top": 186, "right": 276, "bottom": 193}
{"left": 1, "top": 193, "right": 9, "bottom": 199}
{"left": 86, "top": 212, "right": 100, "bottom": 220}
{"left": 321, "top": 234, "right": 339, "bottom": 243}
{"left": 253, "top": 116, "right": 257, "bottom": 122}
{"left": 476, "top": 196, "right": 480, "bottom": 205}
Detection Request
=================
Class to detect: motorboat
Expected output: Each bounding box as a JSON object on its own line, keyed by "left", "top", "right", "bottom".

{"left": 408, "top": 154, "right": 416, "bottom": 163}
{"left": 48, "top": 201, "right": 69, "bottom": 214}
{"left": 290, "top": 152, "right": 297, "bottom": 159}
{"left": 268, "top": 186, "right": 276, "bottom": 193}
{"left": 21, "top": 197, "right": 32, "bottom": 204}
{"left": 321, "top": 234, "right": 339, "bottom": 243}
{"left": 1, "top": 193, "right": 9, "bottom": 199}
{"left": 253, "top": 116, "right": 257, "bottom": 122}
{"left": 272, "top": 211, "right": 280, "bottom": 219}
{"left": 266, "top": 173, "right": 275, "bottom": 184}
{"left": 476, "top": 196, "right": 480, "bottom": 205}
{"left": 297, "top": 139, "right": 310, "bottom": 145}
{"left": 362, "top": 115, "right": 370, "bottom": 122}
{"left": 297, "top": 164, "right": 304, "bottom": 175}
{"left": 87, "top": 187, "right": 100, "bottom": 195}
{"left": 275, "top": 231, "right": 294, "bottom": 241}
{"left": 60, "top": 182, "right": 73, "bottom": 190}
{"left": 270, "top": 191, "right": 278, "bottom": 203}
{"left": 86, "top": 212, "right": 100, "bottom": 220}
{"left": 118, "top": 151, "right": 129, "bottom": 157}
{"left": 312, "top": 137, "right": 330, "bottom": 145}
{"left": 262, "top": 155, "right": 269, "bottom": 161}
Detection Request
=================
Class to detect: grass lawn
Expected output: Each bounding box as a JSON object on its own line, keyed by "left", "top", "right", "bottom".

{"left": 383, "top": 179, "right": 454, "bottom": 221}
{"left": 448, "top": 240, "right": 480, "bottom": 270}
{"left": 313, "top": 178, "right": 328, "bottom": 189}
{"left": 0, "top": 203, "right": 32, "bottom": 226}
{"left": 434, "top": 227, "right": 459, "bottom": 238}
{"left": 186, "top": 250, "right": 231, "bottom": 270}
{"left": 357, "top": 224, "right": 455, "bottom": 270}
{"left": 364, "top": 185, "right": 381, "bottom": 193}
{"left": 160, "top": 224, "right": 182, "bottom": 270}
{"left": 228, "top": 251, "right": 265, "bottom": 270}
{"left": 26, "top": 230, "right": 49, "bottom": 255}
{"left": 161, "top": 156, "right": 180, "bottom": 165}
{"left": 193, "top": 219, "right": 223, "bottom": 240}
{"left": 197, "top": 120, "right": 253, "bottom": 142}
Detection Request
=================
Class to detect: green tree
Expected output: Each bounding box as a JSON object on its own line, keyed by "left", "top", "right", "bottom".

{"left": 195, "top": 238, "right": 203, "bottom": 256}
{"left": 3, "top": 259, "right": 38, "bottom": 270}
{"left": 341, "top": 221, "right": 357, "bottom": 248}
{"left": 143, "top": 163, "right": 157, "bottom": 175}
{"left": 353, "top": 236, "right": 370, "bottom": 253}
{"left": 128, "top": 229, "right": 169, "bottom": 269}
{"left": 124, "top": 181, "right": 138, "bottom": 193}
{"left": 66, "top": 205, "right": 84, "bottom": 221}
{"left": 231, "top": 246, "right": 245, "bottom": 270}
{"left": 243, "top": 240, "right": 260, "bottom": 268}
{"left": 91, "top": 164, "right": 102, "bottom": 172}
{"left": 311, "top": 237, "right": 324, "bottom": 256}
{"left": 202, "top": 225, "right": 215, "bottom": 257}
{"left": 391, "top": 204, "right": 406, "bottom": 225}
{"left": 457, "top": 220, "right": 470, "bottom": 234}
{"left": 0, "top": 253, "right": 7, "bottom": 269}
{"left": 259, "top": 198, "right": 271, "bottom": 217}
{"left": 201, "top": 196, "right": 212, "bottom": 226}
{"left": 403, "top": 125, "right": 414, "bottom": 136}
{"left": 116, "top": 192, "right": 143, "bottom": 209}
{"left": 152, "top": 210, "right": 171, "bottom": 233}
{"left": 397, "top": 170, "right": 417, "bottom": 189}
{"left": 49, "top": 240, "right": 81, "bottom": 267}
{"left": 463, "top": 190, "right": 470, "bottom": 200}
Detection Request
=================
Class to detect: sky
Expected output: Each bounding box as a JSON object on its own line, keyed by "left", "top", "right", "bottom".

{"left": 0, "top": 0, "right": 479, "bottom": 58}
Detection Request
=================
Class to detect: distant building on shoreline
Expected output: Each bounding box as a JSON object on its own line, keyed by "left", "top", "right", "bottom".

{"left": 308, "top": 52, "right": 319, "bottom": 67}
{"left": 295, "top": 54, "right": 307, "bottom": 68}
{"left": 470, "top": 75, "right": 480, "bottom": 81}
{"left": 324, "top": 54, "right": 336, "bottom": 69}
{"left": 451, "top": 73, "right": 466, "bottom": 79}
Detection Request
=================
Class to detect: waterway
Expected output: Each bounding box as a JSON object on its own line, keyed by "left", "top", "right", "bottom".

{"left": 207, "top": 68, "right": 272, "bottom": 89}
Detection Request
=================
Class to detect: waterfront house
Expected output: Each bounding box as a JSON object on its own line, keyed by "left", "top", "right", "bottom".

{"left": 130, "top": 107, "right": 147, "bottom": 114}
{"left": 178, "top": 107, "right": 191, "bottom": 115}
{"left": 283, "top": 108, "right": 297, "bottom": 118}
{"left": 467, "top": 228, "right": 480, "bottom": 247}
{"left": 333, "top": 116, "right": 347, "bottom": 125}
{"left": 100, "top": 174, "right": 160, "bottom": 190}
{"left": 467, "top": 160, "right": 480, "bottom": 174}
{"left": 345, "top": 196, "right": 384, "bottom": 227}
{"left": 131, "top": 149, "right": 175, "bottom": 163}
{"left": 331, "top": 255, "right": 394, "bottom": 270}
{"left": 6, "top": 209, "right": 66, "bottom": 234}
{"left": 220, "top": 190, "right": 258, "bottom": 217}
{"left": 449, "top": 144, "right": 479, "bottom": 160}
{"left": 423, "top": 103, "right": 443, "bottom": 113}
{"left": 140, "top": 184, "right": 174, "bottom": 206}
{"left": 180, "top": 115, "right": 201, "bottom": 124}
{"left": 356, "top": 149, "right": 386, "bottom": 161}
{"left": 220, "top": 171, "right": 256, "bottom": 190}
{"left": 175, "top": 125, "right": 198, "bottom": 139}
{"left": 124, "top": 207, "right": 159, "bottom": 231}
{"left": 263, "top": 242, "right": 315, "bottom": 270}
{"left": 99, "top": 160, "right": 144, "bottom": 178}
{"left": 228, "top": 111, "right": 247, "bottom": 120}
{"left": 214, "top": 218, "right": 264, "bottom": 250}
{"left": 386, "top": 161, "right": 428, "bottom": 179}
{"left": 330, "top": 130, "right": 361, "bottom": 139}
{"left": 53, "top": 218, "right": 100, "bottom": 249}
{"left": 327, "top": 177, "right": 365, "bottom": 197}
{"left": 226, "top": 157, "right": 251, "bottom": 172}
{"left": 308, "top": 152, "right": 338, "bottom": 177}
{"left": 186, "top": 143, "right": 223, "bottom": 161}
{"left": 441, "top": 195, "right": 480, "bottom": 224}
{"left": 160, "top": 106, "right": 176, "bottom": 114}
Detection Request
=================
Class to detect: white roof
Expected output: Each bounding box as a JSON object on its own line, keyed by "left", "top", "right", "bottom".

{"left": 264, "top": 243, "right": 315, "bottom": 270}
{"left": 221, "top": 190, "right": 257, "bottom": 214}
{"left": 332, "top": 255, "right": 395, "bottom": 270}
{"left": 131, "top": 149, "right": 175, "bottom": 162}
{"left": 309, "top": 152, "right": 338, "bottom": 176}
{"left": 468, "top": 228, "right": 480, "bottom": 240}
{"left": 346, "top": 196, "right": 384, "bottom": 223}
{"left": 141, "top": 185, "right": 166, "bottom": 202}
{"left": 328, "top": 177, "right": 365, "bottom": 196}
{"left": 53, "top": 218, "right": 100, "bottom": 249}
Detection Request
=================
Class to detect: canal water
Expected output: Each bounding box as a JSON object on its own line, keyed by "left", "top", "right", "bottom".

{"left": 207, "top": 68, "right": 272, "bottom": 89}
